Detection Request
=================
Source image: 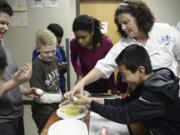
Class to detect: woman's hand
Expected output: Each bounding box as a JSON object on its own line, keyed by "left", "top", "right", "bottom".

{"left": 64, "top": 80, "right": 85, "bottom": 101}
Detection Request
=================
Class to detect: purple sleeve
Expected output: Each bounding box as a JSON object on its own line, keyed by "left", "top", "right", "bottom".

{"left": 103, "top": 37, "right": 113, "bottom": 54}
{"left": 103, "top": 37, "right": 115, "bottom": 90}
{"left": 70, "top": 39, "right": 83, "bottom": 75}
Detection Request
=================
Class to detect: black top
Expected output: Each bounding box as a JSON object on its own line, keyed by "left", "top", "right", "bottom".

{"left": 30, "top": 57, "right": 60, "bottom": 93}
{"left": 30, "top": 57, "right": 60, "bottom": 116}
{"left": 90, "top": 68, "right": 180, "bottom": 135}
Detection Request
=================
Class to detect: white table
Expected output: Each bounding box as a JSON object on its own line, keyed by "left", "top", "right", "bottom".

{"left": 89, "top": 112, "right": 130, "bottom": 135}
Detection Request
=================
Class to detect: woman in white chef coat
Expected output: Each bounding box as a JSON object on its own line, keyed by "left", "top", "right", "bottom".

{"left": 67, "top": 0, "right": 180, "bottom": 98}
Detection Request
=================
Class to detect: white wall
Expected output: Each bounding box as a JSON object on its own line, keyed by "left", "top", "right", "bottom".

{"left": 145, "top": 0, "right": 180, "bottom": 26}
{"left": 4, "top": 0, "right": 76, "bottom": 65}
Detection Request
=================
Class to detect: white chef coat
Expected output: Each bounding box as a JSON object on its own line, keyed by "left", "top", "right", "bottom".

{"left": 95, "top": 23, "right": 180, "bottom": 78}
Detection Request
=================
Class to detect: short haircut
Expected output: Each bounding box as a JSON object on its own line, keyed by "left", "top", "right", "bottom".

{"left": 0, "top": 45, "right": 7, "bottom": 69}
{"left": 72, "top": 15, "right": 103, "bottom": 49}
{"left": 114, "top": 0, "right": 155, "bottom": 38}
{"left": 36, "top": 29, "right": 57, "bottom": 49}
{"left": 47, "top": 23, "right": 64, "bottom": 37}
{"left": 0, "top": 0, "right": 13, "bottom": 16}
{"left": 115, "top": 44, "right": 152, "bottom": 74}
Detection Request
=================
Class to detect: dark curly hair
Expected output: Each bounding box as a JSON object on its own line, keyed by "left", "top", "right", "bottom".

{"left": 72, "top": 15, "right": 103, "bottom": 49}
{"left": 114, "top": 0, "right": 155, "bottom": 38}
{"left": 0, "top": 0, "right": 13, "bottom": 16}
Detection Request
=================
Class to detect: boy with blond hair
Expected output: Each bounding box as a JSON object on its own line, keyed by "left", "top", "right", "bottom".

{"left": 30, "top": 29, "right": 62, "bottom": 133}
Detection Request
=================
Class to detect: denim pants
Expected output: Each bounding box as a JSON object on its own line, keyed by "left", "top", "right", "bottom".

{"left": 0, "top": 117, "right": 24, "bottom": 135}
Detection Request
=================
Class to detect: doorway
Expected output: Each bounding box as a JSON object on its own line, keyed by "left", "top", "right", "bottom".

{"left": 80, "top": 0, "right": 120, "bottom": 44}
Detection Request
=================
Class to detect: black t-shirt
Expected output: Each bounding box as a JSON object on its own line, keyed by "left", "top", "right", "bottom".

{"left": 30, "top": 57, "right": 60, "bottom": 116}
{"left": 30, "top": 57, "right": 60, "bottom": 93}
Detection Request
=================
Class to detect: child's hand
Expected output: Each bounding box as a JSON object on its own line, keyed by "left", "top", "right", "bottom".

{"left": 35, "top": 88, "right": 44, "bottom": 96}
{"left": 12, "top": 63, "right": 32, "bottom": 84}
{"left": 58, "top": 62, "right": 67, "bottom": 69}
{"left": 24, "top": 87, "right": 41, "bottom": 99}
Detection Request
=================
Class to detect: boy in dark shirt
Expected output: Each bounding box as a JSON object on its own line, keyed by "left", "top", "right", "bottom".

{"left": 32, "top": 23, "right": 67, "bottom": 94}
{"left": 71, "top": 44, "right": 180, "bottom": 135}
{"left": 47, "top": 23, "right": 67, "bottom": 94}
{"left": 30, "top": 29, "right": 62, "bottom": 133}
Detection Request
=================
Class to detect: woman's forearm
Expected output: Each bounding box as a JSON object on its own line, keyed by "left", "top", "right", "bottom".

{"left": 81, "top": 67, "right": 104, "bottom": 86}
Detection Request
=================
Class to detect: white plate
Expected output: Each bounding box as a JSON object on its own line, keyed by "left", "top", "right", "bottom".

{"left": 48, "top": 119, "right": 88, "bottom": 135}
{"left": 56, "top": 100, "right": 89, "bottom": 119}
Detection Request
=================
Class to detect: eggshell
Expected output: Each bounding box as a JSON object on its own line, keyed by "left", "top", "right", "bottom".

{"left": 72, "top": 96, "right": 78, "bottom": 101}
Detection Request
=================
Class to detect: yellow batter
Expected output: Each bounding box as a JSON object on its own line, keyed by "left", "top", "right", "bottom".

{"left": 60, "top": 103, "right": 83, "bottom": 116}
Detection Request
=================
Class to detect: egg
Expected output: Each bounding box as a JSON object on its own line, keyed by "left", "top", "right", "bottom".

{"left": 35, "top": 88, "right": 44, "bottom": 96}
{"left": 72, "top": 96, "right": 78, "bottom": 101}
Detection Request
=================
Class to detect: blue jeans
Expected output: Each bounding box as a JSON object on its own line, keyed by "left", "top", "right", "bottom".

{"left": 0, "top": 117, "right": 24, "bottom": 135}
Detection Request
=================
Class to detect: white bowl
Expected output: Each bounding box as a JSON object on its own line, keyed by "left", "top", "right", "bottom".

{"left": 48, "top": 119, "right": 88, "bottom": 135}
